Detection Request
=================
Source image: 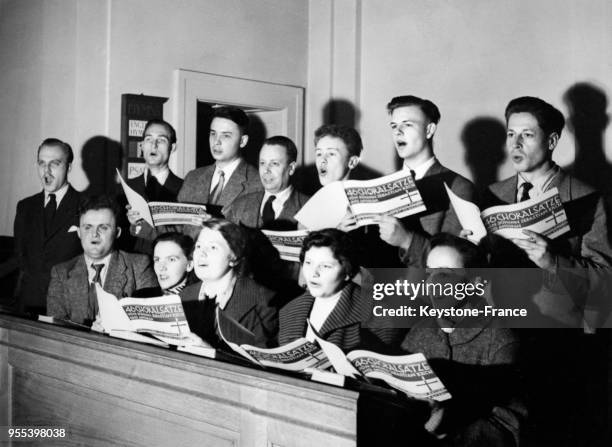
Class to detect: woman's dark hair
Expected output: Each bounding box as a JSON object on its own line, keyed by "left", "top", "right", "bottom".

{"left": 299, "top": 228, "right": 360, "bottom": 280}
{"left": 152, "top": 232, "right": 194, "bottom": 259}
{"left": 198, "top": 218, "right": 248, "bottom": 275}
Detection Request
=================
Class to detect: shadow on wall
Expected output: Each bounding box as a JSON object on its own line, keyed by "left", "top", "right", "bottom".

{"left": 562, "top": 82, "right": 612, "bottom": 245}
{"left": 461, "top": 117, "right": 507, "bottom": 192}
{"left": 243, "top": 113, "right": 267, "bottom": 168}
{"left": 295, "top": 98, "right": 383, "bottom": 195}
{"left": 80, "top": 136, "right": 123, "bottom": 197}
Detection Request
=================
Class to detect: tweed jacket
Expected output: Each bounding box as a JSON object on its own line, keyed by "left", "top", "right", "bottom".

{"left": 223, "top": 188, "right": 310, "bottom": 230}
{"left": 180, "top": 276, "right": 278, "bottom": 348}
{"left": 47, "top": 250, "right": 158, "bottom": 325}
{"left": 177, "top": 159, "right": 263, "bottom": 209}
{"left": 14, "top": 185, "right": 83, "bottom": 312}
{"left": 483, "top": 170, "right": 612, "bottom": 326}
{"left": 402, "top": 317, "right": 524, "bottom": 446}
{"left": 279, "top": 282, "right": 402, "bottom": 353}
{"left": 399, "top": 160, "right": 476, "bottom": 267}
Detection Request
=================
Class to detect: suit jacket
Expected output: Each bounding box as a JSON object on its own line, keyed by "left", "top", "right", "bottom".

{"left": 178, "top": 159, "right": 263, "bottom": 209}
{"left": 223, "top": 188, "right": 310, "bottom": 230}
{"left": 127, "top": 170, "right": 183, "bottom": 202}
{"left": 125, "top": 170, "right": 183, "bottom": 254}
{"left": 399, "top": 160, "right": 476, "bottom": 267}
{"left": 180, "top": 276, "right": 278, "bottom": 348}
{"left": 279, "top": 282, "right": 402, "bottom": 353}
{"left": 47, "top": 250, "right": 158, "bottom": 325}
{"left": 14, "top": 185, "right": 83, "bottom": 312}
{"left": 483, "top": 170, "right": 612, "bottom": 326}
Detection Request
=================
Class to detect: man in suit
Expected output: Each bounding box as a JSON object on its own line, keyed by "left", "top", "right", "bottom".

{"left": 13, "top": 138, "right": 82, "bottom": 315}
{"left": 124, "top": 119, "right": 183, "bottom": 253}
{"left": 177, "top": 106, "right": 262, "bottom": 212}
{"left": 374, "top": 95, "right": 476, "bottom": 267}
{"left": 483, "top": 96, "right": 612, "bottom": 326}
{"left": 47, "top": 195, "right": 157, "bottom": 326}
{"left": 223, "top": 136, "right": 309, "bottom": 230}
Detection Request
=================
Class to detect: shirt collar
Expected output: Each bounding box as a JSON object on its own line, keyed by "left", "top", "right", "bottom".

{"left": 261, "top": 185, "right": 293, "bottom": 216}
{"left": 214, "top": 157, "right": 242, "bottom": 182}
{"left": 83, "top": 251, "right": 113, "bottom": 283}
{"left": 517, "top": 163, "right": 560, "bottom": 199}
{"left": 403, "top": 156, "right": 436, "bottom": 180}
{"left": 45, "top": 182, "right": 70, "bottom": 206}
{"left": 144, "top": 167, "right": 170, "bottom": 186}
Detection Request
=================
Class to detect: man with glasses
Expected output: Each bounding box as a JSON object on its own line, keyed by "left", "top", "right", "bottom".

{"left": 12, "top": 138, "right": 83, "bottom": 315}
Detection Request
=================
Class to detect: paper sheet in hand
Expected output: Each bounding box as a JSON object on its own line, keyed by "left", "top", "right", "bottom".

{"left": 308, "top": 320, "right": 360, "bottom": 378}
{"left": 481, "top": 187, "right": 569, "bottom": 240}
{"left": 149, "top": 202, "right": 211, "bottom": 226}
{"left": 294, "top": 181, "right": 348, "bottom": 230}
{"left": 344, "top": 170, "right": 426, "bottom": 226}
{"left": 346, "top": 351, "right": 451, "bottom": 401}
{"left": 444, "top": 183, "right": 487, "bottom": 243}
{"left": 262, "top": 229, "right": 309, "bottom": 262}
{"left": 116, "top": 168, "right": 154, "bottom": 227}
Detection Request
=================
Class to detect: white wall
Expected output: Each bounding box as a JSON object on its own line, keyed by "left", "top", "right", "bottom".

{"left": 0, "top": 0, "right": 308, "bottom": 235}
{"left": 354, "top": 0, "right": 612, "bottom": 181}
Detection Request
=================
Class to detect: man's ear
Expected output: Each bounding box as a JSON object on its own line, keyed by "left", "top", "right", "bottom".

{"left": 240, "top": 134, "right": 249, "bottom": 148}
{"left": 348, "top": 155, "right": 360, "bottom": 170}
{"left": 426, "top": 122, "right": 437, "bottom": 139}
{"left": 68, "top": 163, "right": 72, "bottom": 173}
{"left": 115, "top": 227, "right": 122, "bottom": 239}
{"left": 547, "top": 132, "right": 560, "bottom": 152}
{"left": 186, "top": 260, "right": 194, "bottom": 272}
{"left": 170, "top": 143, "right": 177, "bottom": 154}
{"left": 288, "top": 161, "right": 297, "bottom": 176}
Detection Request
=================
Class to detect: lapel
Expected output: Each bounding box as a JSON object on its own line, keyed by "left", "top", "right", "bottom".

{"left": 319, "top": 283, "right": 366, "bottom": 337}
{"left": 103, "top": 251, "right": 129, "bottom": 297}
{"left": 164, "top": 170, "right": 183, "bottom": 196}
{"left": 219, "top": 159, "right": 249, "bottom": 206}
{"left": 252, "top": 191, "right": 265, "bottom": 227}
{"left": 32, "top": 192, "right": 46, "bottom": 240}
{"left": 66, "top": 255, "right": 90, "bottom": 303}
{"left": 546, "top": 169, "right": 570, "bottom": 201}
{"left": 46, "top": 186, "right": 79, "bottom": 241}
{"left": 278, "top": 189, "right": 302, "bottom": 222}
{"left": 223, "top": 277, "right": 259, "bottom": 324}
{"left": 489, "top": 175, "right": 519, "bottom": 204}
{"left": 195, "top": 165, "right": 215, "bottom": 204}
{"left": 283, "top": 293, "right": 315, "bottom": 342}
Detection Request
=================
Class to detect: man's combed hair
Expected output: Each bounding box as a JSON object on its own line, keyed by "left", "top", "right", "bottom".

{"left": 38, "top": 138, "right": 74, "bottom": 164}
{"left": 426, "top": 233, "right": 488, "bottom": 268}
{"left": 505, "top": 96, "right": 565, "bottom": 137}
{"left": 212, "top": 106, "right": 250, "bottom": 135}
{"left": 262, "top": 135, "right": 298, "bottom": 163}
{"left": 314, "top": 124, "right": 363, "bottom": 158}
{"left": 386, "top": 95, "right": 441, "bottom": 124}
{"left": 78, "top": 195, "right": 121, "bottom": 221}
{"left": 143, "top": 119, "right": 177, "bottom": 144}
{"left": 299, "top": 228, "right": 360, "bottom": 280}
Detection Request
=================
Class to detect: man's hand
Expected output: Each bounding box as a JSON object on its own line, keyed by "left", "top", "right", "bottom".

{"left": 511, "top": 229, "right": 556, "bottom": 272}
{"left": 126, "top": 204, "right": 143, "bottom": 225}
{"left": 337, "top": 208, "right": 358, "bottom": 232}
{"left": 375, "top": 215, "right": 412, "bottom": 250}
{"left": 459, "top": 228, "right": 473, "bottom": 239}
{"left": 424, "top": 399, "right": 447, "bottom": 439}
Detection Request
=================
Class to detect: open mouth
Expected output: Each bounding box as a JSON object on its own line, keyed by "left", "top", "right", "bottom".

{"left": 511, "top": 154, "right": 524, "bottom": 163}
{"left": 44, "top": 175, "right": 54, "bottom": 185}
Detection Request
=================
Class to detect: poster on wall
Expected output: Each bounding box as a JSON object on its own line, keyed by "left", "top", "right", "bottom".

{"left": 120, "top": 94, "right": 168, "bottom": 179}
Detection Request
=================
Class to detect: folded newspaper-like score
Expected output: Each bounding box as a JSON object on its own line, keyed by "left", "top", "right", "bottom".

{"left": 311, "top": 324, "right": 451, "bottom": 401}
{"left": 445, "top": 183, "right": 570, "bottom": 243}
{"left": 296, "top": 171, "right": 427, "bottom": 230}
{"left": 117, "top": 169, "right": 211, "bottom": 227}
{"left": 261, "top": 229, "right": 309, "bottom": 263}
{"left": 95, "top": 285, "right": 214, "bottom": 356}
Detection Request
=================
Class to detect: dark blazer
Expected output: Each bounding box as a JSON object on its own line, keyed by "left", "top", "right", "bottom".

{"left": 47, "top": 250, "right": 158, "bottom": 325}
{"left": 279, "top": 282, "right": 401, "bottom": 353}
{"left": 399, "top": 160, "right": 476, "bottom": 267}
{"left": 14, "top": 185, "right": 83, "bottom": 312}
{"left": 127, "top": 170, "right": 183, "bottom": 202}
{"left": 223, "top": 188, "right": 310, "bottom": 230}
{"left": 180, "top": 276, "right": 278, "bottom": 348}
{"left": 124, "top": 170, "right": 183, "bottom": 254}
{"left": 177, "top": 159, "right": 263, "bottom": 209}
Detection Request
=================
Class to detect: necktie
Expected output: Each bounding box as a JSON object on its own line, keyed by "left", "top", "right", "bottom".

{"left": 519, "top": 182, "right": 533, "bottom": 202}
{"left": 410, "top": 169, "right": 417, "bottom": 180}
{"left": 210, "top": 171, "right": 225, "bottom": 205}
{"left": 261, "top": 195, "right": 276, "bottom": 228}
{"left": 145, "top": 172, "right": 160, "bottom": 200}
{"left": 88, "top": 263, "right": 104, "bottom": 320}
{"left": 44, "top": 193, "right": 57, "bottom": 234}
